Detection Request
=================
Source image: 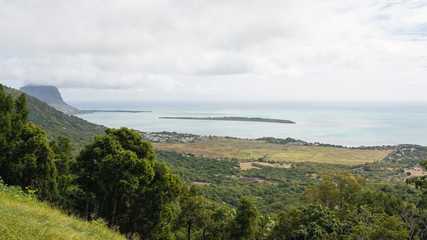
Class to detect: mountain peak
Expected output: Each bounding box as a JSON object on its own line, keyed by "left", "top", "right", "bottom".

{"left": 20, "top": 85, "right": 78, "bottom": 114}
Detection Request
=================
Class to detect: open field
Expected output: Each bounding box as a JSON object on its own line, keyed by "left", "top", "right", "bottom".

{"left": 153, "top": 138, "right": 392, "bottom": 165}
{"left": 239, "top": 161, "right": 292, "bottom": 170}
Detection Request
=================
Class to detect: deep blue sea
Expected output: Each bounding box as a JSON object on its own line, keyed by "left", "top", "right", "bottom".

{"left": 69, "top": 100, "right": 427, "bottom": 147}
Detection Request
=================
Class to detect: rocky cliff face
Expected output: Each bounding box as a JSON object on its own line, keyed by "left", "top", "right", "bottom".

{"left": 20, "top": 85, "right": 79, "bottom": 114}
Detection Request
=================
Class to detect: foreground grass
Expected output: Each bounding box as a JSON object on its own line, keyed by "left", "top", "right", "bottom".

{"left": 0, "top": 183, "right": 125, "bottom": 240}
{"left": 153, "top": 138, "right": 392, "bottom": 165}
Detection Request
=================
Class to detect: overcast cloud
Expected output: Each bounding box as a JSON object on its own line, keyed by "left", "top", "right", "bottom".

{"left": 0, "top": 0, "right": 427, "bottom": 102}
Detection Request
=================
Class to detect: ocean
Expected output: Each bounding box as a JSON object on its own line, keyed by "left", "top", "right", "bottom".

{"left": 69, "top": 100, "right": 427, "bottom": 147}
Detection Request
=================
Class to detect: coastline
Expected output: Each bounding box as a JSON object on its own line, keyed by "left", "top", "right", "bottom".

{"left": 159, "top": 116, "right": 296, "bottom": 124}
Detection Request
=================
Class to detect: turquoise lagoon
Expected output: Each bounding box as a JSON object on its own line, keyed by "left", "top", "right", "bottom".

{"left": 71, "top": 101, "right": 427, "bottom": 147}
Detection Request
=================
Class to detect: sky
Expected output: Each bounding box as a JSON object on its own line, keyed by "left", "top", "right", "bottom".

{"left": 1, "top": 0, "right": 427, "bottom": 103}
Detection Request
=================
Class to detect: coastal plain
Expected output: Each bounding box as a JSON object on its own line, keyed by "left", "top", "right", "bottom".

{"left": 153, "top": 138, "right": 392, "bottom": 165}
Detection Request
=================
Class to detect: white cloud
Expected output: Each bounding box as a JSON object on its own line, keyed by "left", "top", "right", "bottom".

{"left": 0, "top": 57, "right": 25, "bottom": 79}
{"left": 0, "top": 0, "right": 427, "bottom": 101}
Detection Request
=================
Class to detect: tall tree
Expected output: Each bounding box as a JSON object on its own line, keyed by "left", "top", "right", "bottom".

{"left": 268, "top": 209, "right": 302, "bottom": 240}
{"left": 76, "top": 127, "right": 182, "bottom": 238}
{"left": 178, "top": 185, "right": 211, "bottom": 240}
{"left": 349, "top": 205, "right": 409, "bottom": 240}
{"left": 76, "top": 128, "right": 155, "bottom": 222}
{"left": 336, "top": 170, "right": 366, "bottom": 208}
{"left": 0, "top": 85, "right": 58, "bottom": 200}
{"left": 305, "top": 171, "right": 366, "bottom": 210}
{"left": 50, "top": 136, "right": 73, "bottom": 176}
{"left": 225, "top": 197, "right": 259, "bottom": 240}
{"left": 122, "top": 161, "right": 182, "bottom": 239}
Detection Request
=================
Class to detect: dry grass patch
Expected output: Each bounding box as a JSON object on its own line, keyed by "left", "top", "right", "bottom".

{"left": 239, "top": 162, "right": 262, "bottom": 170}
{"left": 405, "top": 166, "right": 427, "bottom": 177}
{"left": 230, "top": 176, "right": 279, "bottom": 185}
{"left": 192, "top": 181, "right": 211, "bottom": 186}
{"left": 153, "top": 138, "right": 392, "bottom": 166}
{"left": 239, "top": 161, "right": 292, "bottom": 170}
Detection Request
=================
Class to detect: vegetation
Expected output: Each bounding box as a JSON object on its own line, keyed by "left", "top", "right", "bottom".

{"left": 255, "top": 136, "right": 306, "bottom": 145}
{"left": 407, "top": 160, "right": 427, "bottom": 208}
{"left": 4, "top": 86, "right": 104, "bottom": 151}
{"left": 75, "top": 127, "right": 182, "bottom": 238}
{"left": 1, "top": 84, "right": 426, "bottom": 239}
{"left": 153, "top": 138, "right": 392, "bottom": 165}
{"left": 156, "top": 148, "right": 426, "bottom": 215}
{"left": 0, "top": 179, "right": 126, "bottom": 240}
{"left": 0, "top": 87, "right": 58, "bottom": 201}
{"left": 159, "top": 116, "right": 295, "bottom": 124}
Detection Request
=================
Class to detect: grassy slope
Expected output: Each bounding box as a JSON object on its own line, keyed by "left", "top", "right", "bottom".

{"left": 0, "top": 183, "right": 125, "bottom": 240}
{"left": 154, "top": 138, "right": 392, "bottom": 165}
{"left": 4, "top": 86, "right": 104, "bottom": 152}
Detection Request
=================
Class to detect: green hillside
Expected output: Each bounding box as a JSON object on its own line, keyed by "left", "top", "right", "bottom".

{"left": 0, "top": 180, "right": 125, "bottom": 240}
{"left": 1, "top": 84, "right": 425, "bottom": 239}
{"left": 4, "top": 86, "right": 104, "bottom": 152}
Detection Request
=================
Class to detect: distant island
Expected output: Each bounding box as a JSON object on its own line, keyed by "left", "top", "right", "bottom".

{"left": 159, "top": 116, "right": 296, "bottom": 124}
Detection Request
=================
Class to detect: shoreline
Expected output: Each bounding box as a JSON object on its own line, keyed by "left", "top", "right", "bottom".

{"left": 159, "top": 116, "right": 296, "bottom": 124}
{"left": 74, "top": 110, "right": 151, "bottom": 115}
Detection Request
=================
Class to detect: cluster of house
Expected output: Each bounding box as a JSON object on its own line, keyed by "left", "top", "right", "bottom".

{"left": 139, "top": 131, "right": 197, "bottom": 143}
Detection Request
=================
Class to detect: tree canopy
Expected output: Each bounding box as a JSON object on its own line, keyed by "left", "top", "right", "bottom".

{"left": 76, "top": 127, "right": 182, "bottom": 238}
{"left": 0, "top": 84, "right": 58, "bottom": 201}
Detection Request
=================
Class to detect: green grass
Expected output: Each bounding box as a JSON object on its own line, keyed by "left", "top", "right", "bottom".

{"left": 154, "top": 138, "right": 392, "bottom": 165}
{"left": 0, "top": 182, "right": 125, "bottom": 240}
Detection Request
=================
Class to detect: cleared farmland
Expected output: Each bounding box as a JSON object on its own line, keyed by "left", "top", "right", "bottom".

{"left": 153, "top": 138, "right": 392, "bottom": 165}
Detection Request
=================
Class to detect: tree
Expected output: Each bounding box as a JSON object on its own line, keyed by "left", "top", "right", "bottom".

{"left": 0, "top": 85, "right": 58, "bottom": 201}
{"left": 268, "top": 204, "right": 342, "bottom": 240}
{"left": 405, "top": 160, "right": 427, "bottom": 239}
{"left": 399, "top": 203, "right": 427, "bottom": 240}
{"left": 76, "top": 128, "right": 155, "bottom": 222}
{"left": 50, "top": 136, "right": 75, "bottom": 205}
{"left": 336, "top": 170, "right": 366, "bottom": 208}
{"left": 178, "top": 185, "right": 211, "bottom": 240}
{"left": 123, "top": 162, "right": 182, "bottom": 239}
{"left": 206, "top": 204, "right": 234, "bottom": 240}
{"left": 268, "top": 209, "right": 302, "bottom": 240}
{"left": 76, "top": 127, "right": 182, "bottom": 238}
{"left": 0, "top": 84, "right": 18, "bottom": 177}
{"left": 257, "top": 214, "right": 274, "bottom": 239}
{"left": 305, "top": 171, "right": 366, "bottom": 210}
{"left": 349, "top": 205, "right": 409, "bottom": 240}
{"left": 50, "top": 136, "right": 73, "bottom": 176}
{"left": 225, "top": 197, "right": 259, "bottom": 240}
{"left": 305, "top": 171, "right": 339, "bottom": 209}
{"left": 407, "top": 160, "right": 427, "bottom": 208}
{"left": 298, "top": 204, "right": 343, "bottom": 239}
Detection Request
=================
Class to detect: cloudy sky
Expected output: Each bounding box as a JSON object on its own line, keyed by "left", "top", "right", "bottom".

{"left": 1, "top": 0, "right": 427, "bottom": 102}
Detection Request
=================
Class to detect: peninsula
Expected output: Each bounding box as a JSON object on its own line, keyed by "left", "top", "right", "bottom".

{"left": 20, "top": 85, "right": 150, "bottom": 115}
{"left": 74, "top": 110, "right": 151, "bottom": 114}
{"left": 159, "top": 116, "right": 296, "bottom": 124}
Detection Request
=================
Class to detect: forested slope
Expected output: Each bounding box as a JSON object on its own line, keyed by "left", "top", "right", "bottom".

{"left": 4, "top": 86, "right": 104, "bottom": 151}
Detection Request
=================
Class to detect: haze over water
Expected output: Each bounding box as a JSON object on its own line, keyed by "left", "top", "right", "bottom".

{"left": 71, "top": 101, "right": 427, "bottom": 147}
